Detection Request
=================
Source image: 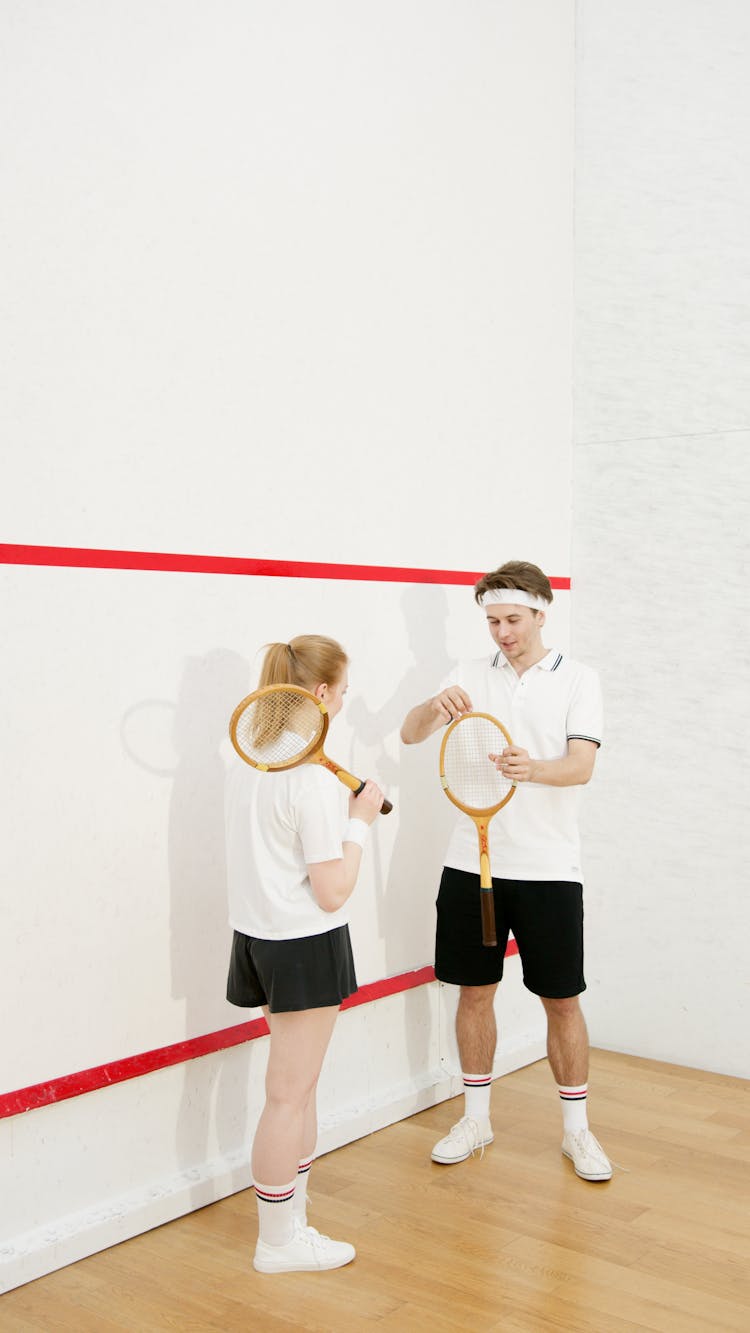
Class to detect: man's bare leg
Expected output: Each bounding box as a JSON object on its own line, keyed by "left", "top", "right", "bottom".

{"left": 431, "top": 984, "right": 498, "bottom": 1164}
{"left": 540, "top": 995, "right": 611, "bottom": 1181}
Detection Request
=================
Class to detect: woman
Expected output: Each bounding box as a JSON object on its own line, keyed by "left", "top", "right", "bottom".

{"left": 224, "top": 634, "right": 384, "bottom": 1273}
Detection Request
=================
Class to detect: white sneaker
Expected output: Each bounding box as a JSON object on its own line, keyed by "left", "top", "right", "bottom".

{"left": 253, "top": 1218, "right": 356, "bottom": 1273}
{"left": 562, "top": 1129, "right": 612, "bottom": 1181}
{"left": 431, "top": 1115, "right": 494, "bottom": 1164}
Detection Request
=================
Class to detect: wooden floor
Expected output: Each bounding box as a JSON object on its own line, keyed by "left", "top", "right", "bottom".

{"left": 2, "top": 1050, "right": 749, "bottom": 1332}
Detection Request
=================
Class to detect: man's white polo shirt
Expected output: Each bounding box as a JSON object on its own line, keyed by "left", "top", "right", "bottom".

{"left": 441, "top": 650, "right": 603, "bottom": 883}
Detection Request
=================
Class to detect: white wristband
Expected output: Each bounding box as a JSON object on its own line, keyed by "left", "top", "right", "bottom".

{"left": 344, "top": 818, "right": 369, "bottom": 849}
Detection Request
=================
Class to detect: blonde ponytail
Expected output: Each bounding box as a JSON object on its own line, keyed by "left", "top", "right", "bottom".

{"left": 258, "top": 635, "right": 348, "bottom": 691}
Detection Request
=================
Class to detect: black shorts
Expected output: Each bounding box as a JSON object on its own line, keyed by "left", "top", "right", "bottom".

{"left": 435, "top": 867, "right": 585, "bottom": 998}
{"left": 226, "top": 924, "right": 358, "bottom": 1013}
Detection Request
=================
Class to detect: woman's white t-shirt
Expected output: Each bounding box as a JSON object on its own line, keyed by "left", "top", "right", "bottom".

{"left": 222, "top": 738, "right": 350, "bottom": 940}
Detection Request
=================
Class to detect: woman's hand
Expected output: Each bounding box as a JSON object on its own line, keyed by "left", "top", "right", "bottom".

{"left": 349, "top": 780, "right": 385, "bottom": 825}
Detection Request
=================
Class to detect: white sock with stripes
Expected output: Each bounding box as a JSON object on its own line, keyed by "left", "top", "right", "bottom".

{"left": 463, "top": 1073, "right": 492, "bottom": 1125}
{"left": 558, "top": 1083, "right": 589, "bottom": 1134}
{"left": 292, "top": 1157, "right": 314, "bottom": 1224}
{"left": 254, "top": 1179, "right": 296, "bottom": 1247}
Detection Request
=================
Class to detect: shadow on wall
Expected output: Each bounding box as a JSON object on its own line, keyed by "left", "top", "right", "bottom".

{"left": 122, "top": 649, "right": 255, "bottom": 1200}
{"left": 168, "top": 650, "right": 255, "bottom": 1191}
{"left": 347, "top": 585, "right": 457, "bottom": 1078}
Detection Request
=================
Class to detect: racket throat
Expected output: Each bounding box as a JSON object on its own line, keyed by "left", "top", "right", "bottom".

{"left": 317, "top": 755, "right": 365, "bottom": 796}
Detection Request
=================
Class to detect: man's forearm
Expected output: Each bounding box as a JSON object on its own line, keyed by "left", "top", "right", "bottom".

{"left": 528, "top": 752, "right": 595, "bottom": 787}
{"left": 402, "top": 685, "right": 473, "bottom": 745}
{"left": 400, "top": 701, "right": 441, "bottom": 745}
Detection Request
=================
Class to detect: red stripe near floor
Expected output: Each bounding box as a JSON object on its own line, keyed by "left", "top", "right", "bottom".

{"left": 0, "top": 947, "right": 519, "bottom": 1119}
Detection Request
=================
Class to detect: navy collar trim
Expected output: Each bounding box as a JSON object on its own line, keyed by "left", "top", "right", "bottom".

{"left": 491, "top": 650, "right": 563, "bottom": 672}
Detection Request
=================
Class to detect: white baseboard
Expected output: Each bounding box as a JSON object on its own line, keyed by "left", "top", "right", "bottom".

{"left": 0, "top": 1150, "right": 251, "bottom": 1294}
{"left": 1, "top": 1037, "right": 544, "bottom": 1294}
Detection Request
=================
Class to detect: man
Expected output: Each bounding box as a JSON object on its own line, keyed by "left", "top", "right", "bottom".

{"left": 400, "top": 560, "right": 611, "bottom": 1181}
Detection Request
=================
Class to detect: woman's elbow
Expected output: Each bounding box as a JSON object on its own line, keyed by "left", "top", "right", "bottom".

{"left": 310, "top": 884, "right": 341, "bottom": 913}
{"left": 309, "top": 872, "right": 348, "bottom": 913}
{"left": 318, "top": 892, "right": 345, "bottom": 913}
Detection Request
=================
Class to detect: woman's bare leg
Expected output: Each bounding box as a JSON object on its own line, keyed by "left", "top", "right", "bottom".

{"left": 251, "top": 1005, "right": 339, "bottom": 1186}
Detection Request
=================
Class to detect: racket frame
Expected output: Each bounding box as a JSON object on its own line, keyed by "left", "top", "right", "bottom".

{"left": 439, "top": 711, "right": 516, "bottom": 947}
{"left": 229, "top": 683, "right": 393, "bottom": 813}
{"left": 229, "top": 684, "right": 330, "bottom": 772}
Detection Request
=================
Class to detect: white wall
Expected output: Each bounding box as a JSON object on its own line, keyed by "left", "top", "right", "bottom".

{"left": 1, "top": 0, "right": 575, "bottom": 1291}
{"left": 2, "top": 0, "right": 574, "bottom": 570}
{"left": 572, "top": 0, "right": 750, "bottom": 1077}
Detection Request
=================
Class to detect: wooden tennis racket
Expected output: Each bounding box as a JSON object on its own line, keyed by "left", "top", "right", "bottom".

{"left": 229, "top": 683, "right": 393, "bottom": 814}
{"left": 439, "top": 711, "right": 516, "bottom": 946}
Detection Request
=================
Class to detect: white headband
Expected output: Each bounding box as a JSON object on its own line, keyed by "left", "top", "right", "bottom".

{"left": 479, "top": 588, "right": 548, "bottom": 612}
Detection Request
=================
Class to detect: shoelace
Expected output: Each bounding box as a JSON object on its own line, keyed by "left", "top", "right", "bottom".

{"left": 568, "top": 1130, "right": 629, "bottom": 1174}
{"left": 449, "top": 1116, "right": 487, "bottom": 1160}
{"left": 295, "top": 1222, "right": 334, "bottom": 1254}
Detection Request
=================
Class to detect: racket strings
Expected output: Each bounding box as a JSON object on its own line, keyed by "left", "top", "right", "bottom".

{"left": 233, "top": 690, "right": 325, "bottom": 767}
{"left": 442, "top": 716, "right": 514, "bottom": 811}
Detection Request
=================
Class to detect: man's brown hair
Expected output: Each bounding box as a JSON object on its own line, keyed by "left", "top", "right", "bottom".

{"left": 473, "top": 560, "right": 553, "bottom": 608}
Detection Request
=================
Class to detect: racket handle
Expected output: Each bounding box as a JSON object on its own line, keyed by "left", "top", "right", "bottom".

{"left": 480, "top": 889, "right": 497, "bottom": 948}
{"left": 353, "top": 780, "right": 394, "bottom": 816}
{"left": 334, "top": 768, "right": 393, "bottom": 815}
{"left": 351, "top": 778, "right": 394, "bottom": 815}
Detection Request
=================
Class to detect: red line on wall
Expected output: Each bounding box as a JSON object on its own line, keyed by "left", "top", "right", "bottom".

{"left": 341, "top": 963, "right": 439, "bottom": 1010}
{"left": 0, "top": 543, "right": 571, "bottom": 589}
{"left": 1, "top": 542, "right": 537, "bottom": 1119}
{"left": 0, "top": 948, "right": 519, "bottom": 1120}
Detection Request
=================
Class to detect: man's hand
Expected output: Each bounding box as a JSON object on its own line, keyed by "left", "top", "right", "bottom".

{"left": 490, "top": 746, "right": 536, "bottom": 783}
{"left": 430, "top": 686, "right": 473, "bottom": 726}
{"left": 400, "top": 685, "right": 473, "bottom": 744}
{"left": 490, "top": 738, "right": 598, "bottom": 787}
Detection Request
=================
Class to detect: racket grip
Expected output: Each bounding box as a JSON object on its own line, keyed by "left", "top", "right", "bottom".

{"left": 354, "top": 781, "right": 394, "bottom": 815}
{"left": 339, "top": 770, "right": 393, "bottom": 815}
{"left": 480, "top": 888, "right": 497, "bottom": 948}
{"left": 356, "top": 783, "right": 394, "bottom": 815}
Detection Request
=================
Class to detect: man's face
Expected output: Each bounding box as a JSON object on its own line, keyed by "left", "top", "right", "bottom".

{"left": 484, "top": 604, "right": 543, "bottom": 662}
